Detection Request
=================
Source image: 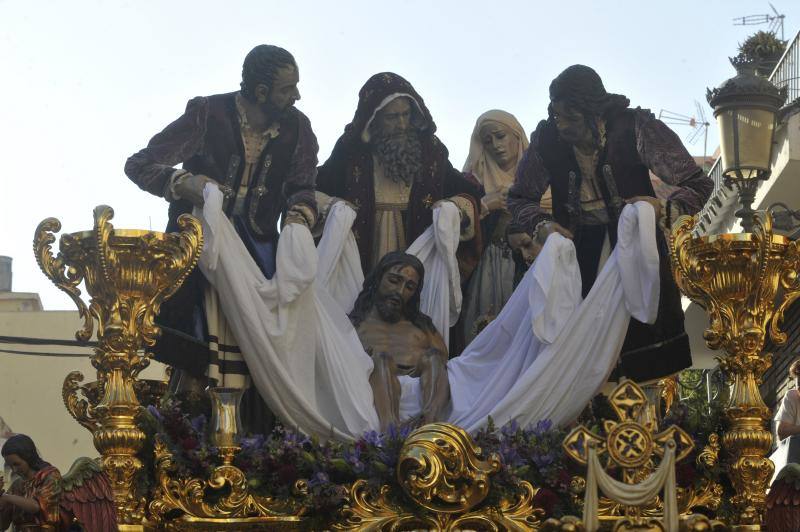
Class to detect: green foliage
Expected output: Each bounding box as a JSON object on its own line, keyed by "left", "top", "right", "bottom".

{"left": 738, "top": 31, "right": 786, "bottom": 61}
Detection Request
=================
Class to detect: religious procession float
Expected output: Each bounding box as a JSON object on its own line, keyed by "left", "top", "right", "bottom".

{"left": 11, "top": 31, "right": 800, "bottom": 531}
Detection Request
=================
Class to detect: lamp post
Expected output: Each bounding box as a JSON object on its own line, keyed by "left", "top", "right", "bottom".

{"left": 669, "top": 59, "right": 795, "bottom": 529}
{"left": 706, "top": 57, "right": 785, "bottom": 232}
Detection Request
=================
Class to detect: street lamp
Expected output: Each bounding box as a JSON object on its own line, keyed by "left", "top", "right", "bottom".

{"left": 706, "top": 57, "right": 786, "bottom": 232}
{"left": 669, "top": 57, "right": 797, "bottom": 528}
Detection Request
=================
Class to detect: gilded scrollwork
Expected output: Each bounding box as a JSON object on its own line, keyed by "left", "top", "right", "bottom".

{"left": 327, "top": 423, "right": 547, "bottom": 530}
{"left": 34, "top": 217, "right": 94, "bottom": 342}
{"left": 35, "top": 206, "right": 203, "bottom": 525}
{"left": 148, "top": 437, "right": 306, "bottom": 526}
{"left": 396, "top": 422, "right": 501, "bottom": 513}
{"left": 62, "top": 370, "right": 99, "bottom": 433}
{"left": 333, "top": 478, "right": 544, "bottom": 531}
{"left": 668, "top": 210, "right": 799, "bottom": 525}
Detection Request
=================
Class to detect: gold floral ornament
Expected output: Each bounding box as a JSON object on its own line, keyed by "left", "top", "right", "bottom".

{"left": 396, "top": 422, "right": 501, "bottom": 513}
{"left": 563, "top": 381, "right": 696, "bottom": 529}
{"left": 670, "top": 211, "right": 800, "bottom": 526}
{"left": 334, "top": 422, "right": 545, "bottom": 531}
{"left": 147, "top": 437, "right": 307, "bottom": 530}
{"left": 564, "top": 382, "right": 695, "bottom": 480}
{"left": 34, "top": 206, "right": 202, "bottom": 527}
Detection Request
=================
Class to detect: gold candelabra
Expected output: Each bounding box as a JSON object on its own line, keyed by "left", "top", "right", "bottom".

{"left": 34, "top": 206, "right": 203, "bottom": 527}
{"left": 670, "top": 211, "right": 800, "bottom": 527}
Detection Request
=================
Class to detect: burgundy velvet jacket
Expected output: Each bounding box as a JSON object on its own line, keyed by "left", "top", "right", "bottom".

{"left": 125, "top": 92, "right": 318, "bottom": 241}
{"left": 123, "top": 92, "right": 318, "bottom": 374}
{"left": 316, "top": 72, "right": 484, "bottom": 276}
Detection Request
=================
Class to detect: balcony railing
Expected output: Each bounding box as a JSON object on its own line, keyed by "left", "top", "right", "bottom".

{"left": 770, "top": 29, "right": 800, "bottom": 106}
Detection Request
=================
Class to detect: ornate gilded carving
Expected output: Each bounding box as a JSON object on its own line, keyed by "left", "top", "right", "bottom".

{"left": 678, "top": 514, "right": 728, "bottom": 531}
{"left": 669, "top": 211, "right": 800, "bottom": 526}
{"left": 564, "top": 381, "right": 700, "bottom": 528}
{"left": 330, "top": 422, "right": 544, "bottom": 530}
{"left": 62, "top": 370, "right": 100, "bottom": 433}
{"left": 333, "top": 480, "right": 418, "bottom": 531}
{"left": 396, "top": 422, "right": 501, "bottom": 513}
{"left": 333, "top": 478, "right": 544, "bottom": 531}
{"left": 660, "top": 377, "right": 678, "bottom": 415}
{"left": 564, "top": 382, "right": 695, "bottom": 479}
{"left": 35, "top": 206, "right": 203, "bottom": 525}
{"left": 148, "top": 437, "right": 307, "bottom": 528}
{"left": 541, "top": 515, "right": 587, "bottom": 531}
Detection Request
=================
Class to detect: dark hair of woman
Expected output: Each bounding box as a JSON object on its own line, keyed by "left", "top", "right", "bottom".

{"left": 1, "top": 434, "right": 48, "bottom": 471}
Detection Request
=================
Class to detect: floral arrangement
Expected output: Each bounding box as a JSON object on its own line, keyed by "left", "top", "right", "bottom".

{"left": 140, "top": 381, "right": 733, "bottom": 523}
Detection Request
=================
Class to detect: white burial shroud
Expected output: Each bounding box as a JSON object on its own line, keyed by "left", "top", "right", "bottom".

{"left": 406, "top": 201, "right": 463, "bottom": 348}
{"left": 197, "top": 184, "right": 660, "bottom": 440}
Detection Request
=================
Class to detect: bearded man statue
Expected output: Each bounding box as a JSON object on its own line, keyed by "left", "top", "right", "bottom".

{"left": 316, "top": 72, "right": 484, "bottom": 280}
{"left": 124, "top": 45, "right": 318, "bottom": 432}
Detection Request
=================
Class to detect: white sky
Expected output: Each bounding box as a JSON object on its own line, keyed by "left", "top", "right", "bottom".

{"left": 2, "top": 0, "right": 799, "bottom": 309}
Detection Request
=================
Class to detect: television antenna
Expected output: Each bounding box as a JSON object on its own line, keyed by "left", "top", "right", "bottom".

{"left": 659, "top": 101, "right": 711, "bottom": 163}
{"left": 733, "top": 2, "right": 785, "bottom": 40}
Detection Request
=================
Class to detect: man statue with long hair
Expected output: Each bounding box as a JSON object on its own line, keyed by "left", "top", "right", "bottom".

{"left": 350, "top": 251, "right": 449, "bottom": 430}
{"left": 507, "top": 64, "right": 713, "bottom": 382}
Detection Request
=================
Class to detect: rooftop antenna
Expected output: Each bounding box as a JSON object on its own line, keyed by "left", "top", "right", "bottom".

{"left": 658, "top": 101, "right": 711, "bottom": 164}
{"left": 733, "top": 2, "right": 785, "bottom": 40}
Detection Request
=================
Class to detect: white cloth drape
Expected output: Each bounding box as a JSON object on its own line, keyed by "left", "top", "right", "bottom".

{"left": 406, "top": 201, "right": 463, "bottom": 348}
{"left": 196, "top": 183, "right": 660, "bottom": 440}
{"left": 198, "top": 185, "right": 378, "bottom": 440}
{"left": 315, "top": 201, "right": 363, "bottom": 313}
{"left": 448, "top": 202, "right": 660, "bottom": 431}
{"left": 584, "top": 443, "right": 678, "bottom": 532}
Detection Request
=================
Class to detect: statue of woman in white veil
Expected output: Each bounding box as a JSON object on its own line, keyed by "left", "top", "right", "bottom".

{"left": 461, "top": 110, "right": 551, "bottom": 342}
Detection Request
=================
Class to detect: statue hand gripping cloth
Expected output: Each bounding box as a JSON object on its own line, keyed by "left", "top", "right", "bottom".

{"left": 316, "top": 201, "right": 364, "bottom": 313}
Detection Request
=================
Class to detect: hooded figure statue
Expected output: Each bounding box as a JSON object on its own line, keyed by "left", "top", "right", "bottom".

{"left": 316, "top": 72, "right": 484, "bottom": 278}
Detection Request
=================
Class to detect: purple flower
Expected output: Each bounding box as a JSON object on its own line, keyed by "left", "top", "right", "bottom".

{"left": 501, "top": 419, "right": 520, "bottom": 437}
{"left": 241, "top": 434, "right": 265, "bottom": 451}
{"left": 532, "top": 452, "right": 555, "bottom": 469}
{"left": 360, "top": 430, "right": 383, "bottom": 448}
{"left": 308, "top": 471, "right": 330, "bottom": 487}
{"left": 532, "top": 419, "right": 553, "bottom": 435}
{"left": 146, "top": 404, "right": 163, "bottom": 422}
{"left": 343, "top": 447, "right": 366, "bottom": 474}
{"left": 190, "top": 414, "right": 206, "bottom": 433}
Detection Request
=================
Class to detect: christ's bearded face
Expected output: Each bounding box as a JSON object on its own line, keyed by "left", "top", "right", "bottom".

{"left": 370, "top": 97, "right": 423, "bottom": 185}
{"left": 375, "top": 264, "right": 420, "bottom": 323}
